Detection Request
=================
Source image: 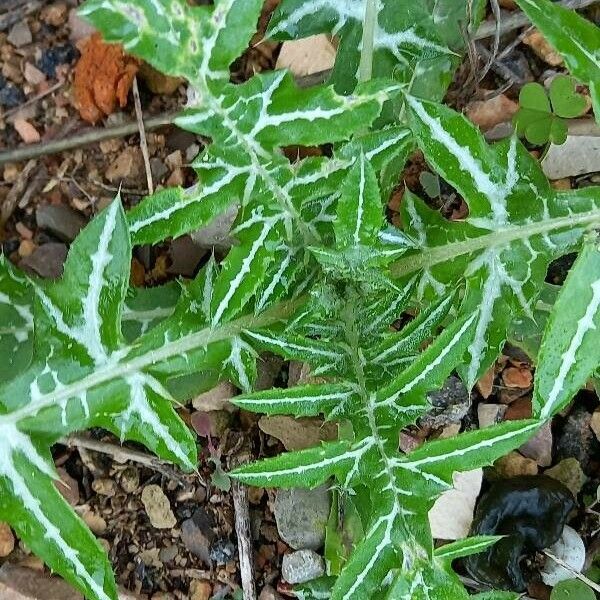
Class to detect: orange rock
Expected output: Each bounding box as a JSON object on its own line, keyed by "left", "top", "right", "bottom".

{"left": 502, "top": 366, "right": 533, "bottom": 389}
{"left": 504, "top": 397, "right": 533, "bottom": 421}
{"left": 74, "top": 32, "right": 140, "bottom": 124}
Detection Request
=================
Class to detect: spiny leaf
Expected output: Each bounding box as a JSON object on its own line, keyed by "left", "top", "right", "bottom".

{"left": 393, "top": 95, "right": 600, "bottom": 389}
{"left": 535, "top": 238, "right": 600, "bottom": 419}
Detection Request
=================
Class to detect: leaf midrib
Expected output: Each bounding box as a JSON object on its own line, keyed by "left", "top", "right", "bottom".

{"left": 390, "top": 208, "right": 600, "bottom": 278}
{"left": 5, "top": 297, "right": 305, "bottom": 425}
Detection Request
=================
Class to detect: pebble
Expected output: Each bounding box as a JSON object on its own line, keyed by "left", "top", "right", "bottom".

{"left": 493, "top": 451, "right": 538, "bottom": 478}
{"left": 18, "top": 239, "right": 36, "bottom": 258}
{"left": 189, "top": 580, "right": 212, "bottom": 600}
{"left": 0, "top": 76, "right": 25, "bottom": 108}
{"left": 520, "top": 421, "right": 553, "bottom": 467}
{"left": 56, "top": 467, "right": 80, "bottom": 506}
{"left": 13, "top": 118, "right": 41, "bottom": 144}
{"left": 24, "top": 63, "right": 46, "bottom": 86}
{"left": 37, "top": 44, "right": 77, "bottom": 79}
{"left": 149, "top": 157, "right": 168, "bottom": 183}
{"left": 541, "top": 525, "right": 586, "bottom": 587}
{"left": 274, "top": 485, "right": 331, "bottom": 550}
{"left": 259, "top": 415, "right": 337, "bottom": 451}
{"left": 7, "top": 22, "right": 32, "bottom": 47}
{"left": 591, "top": 409, "right": 600, "bottom": 441}
{"left": 259, "top": 586, "right": 284, "bottom": 600}
{"left": 180, "top": 510, "right": 213, "bottom": 564}
{"left": 141, "top": 485, "right": 177, "bottom": 529}
{"left": 478, "top": 404, "right": 507, "bottom": 428}
{"left": 106, "top": 147, "right": 145, "bottom": 186}
{"left": 523, "top": 30, "right": 564, "bottom": 66}
{"left": 192, "top": 381, "right": 237, "bottom": 412}
{"left": 545, "top": 458, "right": 586, "bottom": 496}
{"left": 0, "top": 523, "right": 14, "bottom": 558}
{"left": 119, "top": 467, "right": 140, "bottom": 494}
{"left": 281, "top": 549, "right": 325, "bottom": 584}
{"left": 423, "top": 375, "right": 469, "bottom": 428}
{"left": 36, "top": 204, "right": 86, "bottom": 242}
{"left": 502, "top": 366, "right": 532, "bottom": 389}
{"left": 20, "top": 242, "right": 68, "bottom": 279}
{"left": 466, "top": 94, "right": 519, "bottom": 131}
{"left": 504, "top": 397, "right": 532, "bottom": 421}
{"left": 92, "top": 478, "right": 117, "bottom": 497}
{"left": 41, "top": 2, "right": 68, "bottom": 27}
{"left": 209, "top": 538, "right": 235, "bottom": 564}
{"left": 69, "top": 8, "right": 96, "bottom": 41}
{"left": 556, "top": 407, "right": 594, "bottom": 465}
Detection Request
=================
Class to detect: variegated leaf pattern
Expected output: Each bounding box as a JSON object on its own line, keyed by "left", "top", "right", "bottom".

{"left": 0, "top": 198, "right": 305, "bottom": 600}
{"left": 389, "top": 96, "right": 600, "bottom": 389}
{"left": 268, "top": 0, "right": 485, "bottom": 96}
{"left": 515, "top": 0, "right": 600, "bottom": 123}
{"left": 231, "top": 169, "right": 539, "bottom": 599}
{"left": 535, "top": 239, "right": 600, "bottom": 419}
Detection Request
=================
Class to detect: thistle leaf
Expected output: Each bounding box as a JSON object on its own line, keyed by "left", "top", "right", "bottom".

{"left": 535, "top": 239, "right": 600, "bottom": 419}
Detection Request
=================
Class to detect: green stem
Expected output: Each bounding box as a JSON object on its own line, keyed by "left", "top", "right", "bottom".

{"left": 358, "top": 0, "right": 378, "bottom": 83}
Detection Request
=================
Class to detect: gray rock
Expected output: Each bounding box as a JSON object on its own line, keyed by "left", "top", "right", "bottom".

{"left": 259, "top": 585, "right": 283, "bottom": 600}
{"left": 36, "top": 204, "right": 86, "bottom": 242}
{"left": 274, "top": 484, "right": 330, "bottom": 551}
{"left": 423, "top": 375, "right": 469, "bottom": 428}
{"left": 556, "top": 406, "right": 594, "bottom": 467}
{"left": 7, "top": 22, "right": 32, "bottom": 47}
{"left": 281, "top": 550, "right": 325, "bottom": 584}
{"left": 180, "top": 508, "right": 214, "bottom": 564}
{"left": 20, "top": 242, "right": 67, "bottom": 279}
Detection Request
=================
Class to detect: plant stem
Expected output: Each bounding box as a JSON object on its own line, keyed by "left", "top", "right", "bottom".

{"left": 358, "top": 0, "right": 378, "bottom": 83}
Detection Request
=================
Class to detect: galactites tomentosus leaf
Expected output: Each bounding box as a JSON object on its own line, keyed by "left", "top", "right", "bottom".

{"left": 231, "top": 159, "right": 541, "bottom": 599}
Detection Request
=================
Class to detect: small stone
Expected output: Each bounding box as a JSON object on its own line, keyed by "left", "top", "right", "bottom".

{"left": 476, "top": 366, "right": 495, "bottom": 399}
{"left": 166, "top": 167, "right": 185, "bottom": 187}
{"left": 119, "top": 467, "right": 140, "bottom": 494}
{"left": 37, "top": 44, "right": 77, "bottom": 79}
{"left": 149, "top": 157, "right": 168, "bottom": 183}
{"left": 24, "top": 63, "right": 46, "bottom": 85}
{"left": 180, "top": 509, "right": 214, "bottom": 564}
{"left": 0, "top": 523, "right": 15, "bottom": 558}
{"left": 7, "top": 22, "right": 32, "bottom": 47}
{"left": 478, "top": 404, "right": 507, "bottom": 428}
{"left": 259, "top": 585, "right": 283, "bottom": 600}
{"left": 590, "top": 409, "right": 600, "bottom": 441}
{"left": 466, "top": 94, "right": 519, "bottom": 131}
{"left": 168, "top": 235, "right": 206, "bottom": 278}
{"left": 192, "top": 381, "right": 237, "bottom": 412}
{"left": 18, "top": 240, "right": 36, "bottom": 258}
{"left": 0, "top": 564, "right": 82, "bottom": 600}
{"left": 281, "top": 550, "right": 325, "bottom": 584}
{"left": 0, "top": 78, "right": 25, "bottom": 108}
{"left": 502, "top": 366, "right": 532, "bottom": 389}
{"left": 56, "top": 467, "right": 80, "bottom": 506}
{"left": 36, "top": 204, "right": 86, "bottom": 242}
{"left": 77, "top": 505, "right": 107, "bottom": 534}
{"left": 541, "top": 525, "right": 586, "bottom": 587}
{"left": 189, "top": 580, "right": 212, "bottom": 600}
{"left": 275, "top": 35, "right": 336, "bottom": 77}
{"left": 493, "top": 451, "right": 538, "bottom": 478}
{"left": 165, "top": 150, "right": 183, "bottom": 171}
{"left": 41, "top": 2, "right": 68, "bottom": 26}
{"left": 159, "top": 544, "right": 179, "bottom": 563}
{"left": 138, "top": 62, "right": 183, "bottom": 95}
{"left": 20, "top": 243, "right": 68, "bottom": 279}
{"left": 141, "top": 485, "right": 177, "bottom": 529}
{"left": 504, "top": 397, "right": 532, "bottom": 421}
{"left": 106, "top": 147, "right": 144, "bottom": 186}
{"left": 523, "top": 30, "right": 564, "bottom": 66}
{"left": 69, "top": 8, "right": 96, "bottom": 41}
{"left": 545, "top": 458, "right": 586, "bottom": 496}
{"left": 556, "top": 407, "right": 594, "bottom": 465}
{"left": 13, "top": 118, "right": 40, "bottom": 144}
{"left": 422, "top": 375, "right": 469, "bottom": 428}
{"left": 259, "top": 415, "right": 337, "bottom": 451}
{"left": 92, "top": 478, "right": 117, "bottom": 497}
{"left": 209, "top": 538, "right": 235, "bottom": 564}
{"left": 274, "top": 485, "right": 331, "bottom": 551}
{"left": 520, "top": 421, "right": 553, "bottom": 467}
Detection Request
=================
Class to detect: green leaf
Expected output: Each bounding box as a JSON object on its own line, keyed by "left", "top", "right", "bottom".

{"left": 267, "top": 0, "right": 483, "bottom": 98}
{"left": 535, "top": 239, "right": 600, "bottom": 419}
{"left": 394, "top": 96, "right": 600, "bottom": 389}
{"left": 550, "top": 578, "right": 596, "bottom": 600}
{"left": 0, "top": 256, "right": 33, "bottom": 382}
{"left": 515, "top": 0, "right": 600, "bottom": 124}
{"left": 550, "top": 75, "right": 588, "bottom": 118}
{"left": 434, "top": 535, "right": 503, "bottom": 562}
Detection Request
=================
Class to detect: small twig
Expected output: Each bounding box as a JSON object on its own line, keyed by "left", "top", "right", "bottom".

{"left": 478, "top": 0, "right": 501, "bottom": 83}
{"left": 0, "top": 112, "right": 177, "bottom": 166}
{"left": 3, "top": 81, "right": 65, "bottom": 119}
{"left": 132, "top": 76, "right": 154, "bottom": 195}
{"left": 230, "top": 446, "right": 257, "bottom": 600}
{"left": 543, "top": 550, "right": 600, "bottom": 593}
{"left": 61, "top": 434, "right": 195, "bottom": 485}
{"left": 474, "top": 0, "right": 599, "bottom": 40}
{"left": 0, "top": 158, "right": 36, "bottom": 225}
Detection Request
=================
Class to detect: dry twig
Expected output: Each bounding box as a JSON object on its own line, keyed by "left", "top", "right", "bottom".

{"left": 132, "top": 76, "right": 154, "bottom": 195}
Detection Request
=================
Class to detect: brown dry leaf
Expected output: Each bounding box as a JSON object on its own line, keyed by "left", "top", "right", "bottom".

{"left": 275, "top": 34, "right": 336, "bottom": 77}
{"left": 523, "top": 29, "right": 564, "bottom": 66}
{"left": 476, "top": 366, "right": 495, "bottom": 399}
{"left": 74, "top": 32, "right": 140, "bottom": 124}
